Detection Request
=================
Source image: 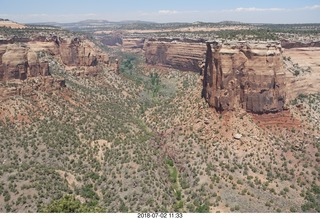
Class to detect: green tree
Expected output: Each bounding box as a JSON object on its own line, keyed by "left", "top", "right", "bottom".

{"left": 38, "top": 195, "right": 104, "bottom": 213}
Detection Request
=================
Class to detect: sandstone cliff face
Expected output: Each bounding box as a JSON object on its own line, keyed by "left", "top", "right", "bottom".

{"left": 122, "top": 37, "right": 145, "bottom": 50}
{"left": 59, "top": 37, "right": 108, "bottom": 66}
{"left": 144, "top": 38, "right": 287, "bottom": 113}
{"left": 283, "top": 47, "right": 320, "bottom": 101}
{"left": 0, "top": 36, "right": 109, "bottom": 82}
{"left": 0, "top": 43, "right": 49, "bottom": 82}
{"left": 99, "top": 35, "right": 123, "bottom": 46}
{"left": 281, "top": 40, "right": 320, "bottom": 49}
{"left": 0, "top": 77, "right": 65, "bottom": 100}
{"left": 0, "top": 36, "right": 109, "bottom": 99}
{"left": 202, "top": 41, "right": 286, "bottom": 114}
{"left": 144, "top": 38, "right": 206, "bottom": 72}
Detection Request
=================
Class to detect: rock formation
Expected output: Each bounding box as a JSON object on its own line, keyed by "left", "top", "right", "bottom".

{"left": 0, "top": 44, "right": 49, "bottom": 81}
{"left": 0, "top": 36, "right": 109, "bottom": 99}
{"left": 143, "top": 38, "right": 287, "bottom": 113}
{"left": 202, "top": 41, "right": 286, "bottom": 114}
{"left": 144, "top": 38, "right": 206, "bottom": 72}
{"left": 59, "top": 37, "right": 107, "bottom": 66}
{"left": 122, "top": 37, "right": 145, "bottom": 50}
{"left": 0, "top": 36, "right": 109, "bottom": 81}
{"left": 283, "top": 47, "right": 320, "bottom": 101}
{"left": 280, "top": 40, "right": 320, "bottom": 49}
{"left": 99, "top": 35, "right": 123, "bottom": 46}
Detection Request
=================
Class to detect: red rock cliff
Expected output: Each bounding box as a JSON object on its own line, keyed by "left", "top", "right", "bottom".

{"left": 144, "top": 38, "right": 206, "bottom": 72}
{"left": 202, "top": 41, "right": 286, "bottom": 114}
{"left": 0, "top": 36, "right": 109, "bottom": 82}
{"left": 0, "top": 43, "right": 49, "bottom": 81}
{"left": 0, "top": 36, "right": 109, "bottom": 100}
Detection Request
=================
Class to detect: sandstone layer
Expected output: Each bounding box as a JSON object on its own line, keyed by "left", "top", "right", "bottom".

{"left": 281, "top": 40, "right": 320, "bottom": 49}
{"left": 143, "top": 38, "right": 287, "bottom": 113}
{"left": 284, "top": 47, "right": 320, "bottom": 101}
{"left": 0, "top": 36, "right": 109, "bottom": 99}
{"left": 202, "top": 41, "right": 286, "bottom": 113}
{"left": 0, "top": 36, "right": 109, "bottom": 81}
{"left": 123, "top": 38, "right": 145, "bottom": 48}
{"left": 144, "top": 38, "right": 206, "bottom": 72}
{"left": 0, "top": 43, "right": 49, "bottom": 81}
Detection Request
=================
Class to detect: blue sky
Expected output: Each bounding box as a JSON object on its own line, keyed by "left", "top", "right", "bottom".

{"left": 0, "top": 0, "right": 319, "bottom": 23}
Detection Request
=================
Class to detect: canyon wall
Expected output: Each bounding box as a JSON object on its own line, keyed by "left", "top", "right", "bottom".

{"left": 0, "top": 36, "right": 109, "bottom": 99}
{"left": 283, "top": 47, "right": 320, "bottom": 101}
{"left": 202, "top": 41, "right": 286, "bottom": 113}
{"left": 0, "top": 43, "right": 49, "bottom": 81}
{"left": 122, "top": 37, "right": 145, "bottom": 50}
{"left": 144, "top": 38, "right": 287, "bottom": 113}
{"left": 281, "top": 40, "right": 320, "bottom": 49}
{"left": 0, "top": 36, "right": 109, "bottom": 82}
{"left": 144, "top": 38, "right": 206, "bottom": 72}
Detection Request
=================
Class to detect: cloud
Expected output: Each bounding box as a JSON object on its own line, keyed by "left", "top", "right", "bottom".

{"left": 233, "top": 7, "right": 286, "bottom": 12}
{"left": 229, "top": 5, "right": 320, "bottom": 13}
{"left": 304, "top": 5, "right": 320, "bottom": 10}
{"left": 158, "top": 10, "right": 178, "bottom": 15}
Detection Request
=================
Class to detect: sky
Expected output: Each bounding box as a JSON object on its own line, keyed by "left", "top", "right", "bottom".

{"left": 0, "top": 0, "right": 320, "bottom": 24}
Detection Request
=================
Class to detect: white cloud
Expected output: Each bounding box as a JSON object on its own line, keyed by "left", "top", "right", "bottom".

{"left": 304, "top": 5, "right": 320, "bottom": 10}
{"left": 229, "top": 5, "right": 320, "bottom": 13}
{"left": 158, "top": 10, "right": 178, "bottom": 15}
{"left": 233, "top": 7, "right": 286, "bottom": 12}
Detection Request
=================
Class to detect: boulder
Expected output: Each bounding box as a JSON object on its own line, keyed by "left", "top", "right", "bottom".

{"left": 233, "top": 133, "right": 242, "bottom": 140}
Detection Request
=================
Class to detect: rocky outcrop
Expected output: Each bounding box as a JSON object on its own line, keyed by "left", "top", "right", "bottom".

{"left": 142, "top": 37, "right": 291, "bottom": 113}
{"left": 283, "top": 47, "right": 320, "bottom": 101}
{"left": 0, "top": 36, "right": 109, "bottom": 82}
{"left": 59, "top": 37, "right": 108, "bottom": 66}
{"left": 0, "top": 36, "right": 110, "bottom": 99}
{"left": 202, "top": 41, "right": 286, "bottom": 114}
{"left": 99, "top": 35, "right": 123, "bottom": 46}
{"left": 281, "top": 40, "right": 320, "bottom": 49}
{"left": 0, "top": 77, "right": 65, "bottom": 100}
{"left": 144, "top": 38, "right": 287, "bottom": 114}
{"left": 122, "top": 37, "right": 145, "bottom": 50}
{"left": 0, "top": 44, "right": 49, "bottom": 82}
{"left": 144, "top": 38, "right": 206, "bottom": 72}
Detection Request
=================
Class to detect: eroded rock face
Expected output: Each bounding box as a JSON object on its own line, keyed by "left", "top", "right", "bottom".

{"left": 144, "top": 38, "right": 206, "bottom": 72}
{"left": 144, "top": 38, "right": 287, "bottom": 113}
{"left": 281, "top": 40, "right": 320, "bottom": 49}
{"left": 0, "top": 44, "right": 50, "bottom": 81}
{"left": 202, "top": 41, "right": 286, "bottom": 114}
{"left": 99, "top": 35, "right": 123, "bottom": 46}
{"left": 59, "top": 37, "right": 106, "bottom": 66}
{"left": 0, "top": 36, "right": 109, "bottom": 83}
{"left": 0, "top": 36, "right": 109, "bottom": 100}
{"left": 0, "top": 77, "right": 65, "bottom": 100}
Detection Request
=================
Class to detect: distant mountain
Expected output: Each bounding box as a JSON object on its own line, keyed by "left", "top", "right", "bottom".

{"left": 29, "top": 19, "right": 155, "bottom": 26}
{"left": 217, "top": 20, "right": 246, "bottom": 25}
{"left": 27, "top": 22, "right": 61, "bottom": 26}
{"left": 27, "top": 19, "right": 156, "bottom": 31}
{"left": 116, "top": 20, "right": 156, "bottom": 24}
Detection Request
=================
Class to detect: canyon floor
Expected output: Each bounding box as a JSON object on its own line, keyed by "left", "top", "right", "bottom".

{"left": 0, "top": 21, "right": 319, "bottom": 213}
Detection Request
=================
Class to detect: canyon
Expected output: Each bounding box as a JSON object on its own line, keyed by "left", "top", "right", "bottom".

{"left": 1, "top": 31, "right": 319, "bottom": 114}
{"left": 142, "top": 38, "right": 286, "bottom": 113}
{"left": 140, "top": 37, "right": 319, "bottom": 113}
{"left": 0, "top": 20, "right": 319, "bottom": 213}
